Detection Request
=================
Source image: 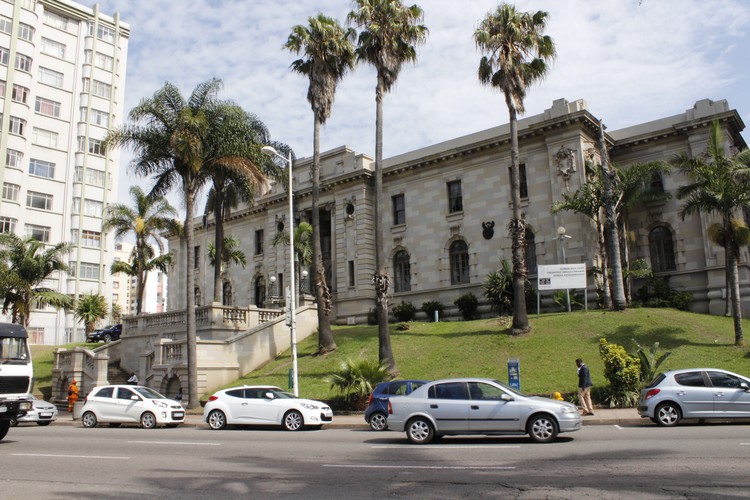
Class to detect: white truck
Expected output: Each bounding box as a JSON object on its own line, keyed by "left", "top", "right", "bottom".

{"left": 0, "top": 323, "right": 33, "bottom": 440}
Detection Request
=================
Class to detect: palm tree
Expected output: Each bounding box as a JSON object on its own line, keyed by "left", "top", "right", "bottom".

{"left": 273, "top": 221, "right": 314, "bottom": 307}
{"left": 707, "top": 219, "right": 750, "bottom": 316}
{"left": 106, "top": 78, "right": 224, "bottom": 409}
{"left": 0, "top": 234, "right": 72, "bottom": 326}
{"left": 675, "top": 120, "right": 750, "bottom": 346}
{"left": 208, "top": 235, "right": 247, "bottom": 277}
{"left": 202, "top": 103, "right": 275, "bottom": 304}
{"left": 110, "top": 302, "right": 123, "bottom": 324}
{"left": 348, "top": 0, "right": 428, "bottom": 373}
{"left": 286, "top": 13, "right": 356, "bottom": 354}
{"left": 103, "top": 186, "right": 180, "bottom": 315}
{"left": 75, "top": 293, "right": 108, "bottom": 339}
{"left": 475, "top": 3, "right": 555, "bottom": 334}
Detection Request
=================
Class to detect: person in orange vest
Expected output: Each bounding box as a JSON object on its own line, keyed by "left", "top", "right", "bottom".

{"left": 67, "top": 380, "right": 79, "bottom": 412}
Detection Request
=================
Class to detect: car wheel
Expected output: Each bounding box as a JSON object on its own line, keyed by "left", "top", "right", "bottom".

{"left": 9, "top": 416, "right": 18, "bottom": 427}
{"left": 0, "top": 420, "right": 9, "bottom": 440}
{"left": 406, "top": 417, "right": 434, "bottom": 444}
{"left": 81, "top": 411, "right": 98, "bottom": 428}
{"left": 283, "top": 410, "right": 303, "bottom": 431}
{"left": 528, "top": 414, "right": 558, "bottom": 443}
{"left": 207, "top": 410, "right": 227, "bottom": 430}
{"left": 369, "top": 411, "right": 388, "bottom": 431}
{"left": 654, "top": 402, "right": 681, "bottom": 427}
{"left": 140, "top": 412, "right": 157, "bottom": 429}
{"left": 103, "top": 334, "right": 112, "bottom": 343}
{"left": 36, "top": 421, "right": 52, "bottom": 426}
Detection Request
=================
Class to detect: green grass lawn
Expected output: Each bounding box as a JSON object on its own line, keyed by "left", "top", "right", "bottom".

{"left": 30, "top": 308, "right": 750, "bottom": 403}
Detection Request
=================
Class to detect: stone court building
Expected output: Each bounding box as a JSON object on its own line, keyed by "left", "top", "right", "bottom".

{"left": 166, "top": 97, "right": 749, "bottom": 323}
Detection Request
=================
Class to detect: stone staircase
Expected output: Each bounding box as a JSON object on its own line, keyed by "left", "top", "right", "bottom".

{"left": 108, "top": 365, "right": 131, "bottom": 386}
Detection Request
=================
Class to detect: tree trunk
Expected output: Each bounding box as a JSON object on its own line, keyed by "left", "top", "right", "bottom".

{"left": 374, "top": 77, "right": 395, "bottom": 373}
{"left": 598, "top": 122, "right": 626, "bottom": 310}
{"left": 185, "top": 185, "right": 199, "bottom": 409}
{"left": 725, "top": 218, "right": 744, "bottom": 346}
{"left": 619, "top": 216, "right": 632, "bottom": 305}
{"left": 597, "top": 213, "right": 612, "bottom": 309}
{"left": 506, "top": 101, "right": 530, "bottom": 334}
{"left": 212, "top": 185, "right": 225, "bottom": 304}
{"left": 312, "top": 115, "right": 335, "bottom": 353}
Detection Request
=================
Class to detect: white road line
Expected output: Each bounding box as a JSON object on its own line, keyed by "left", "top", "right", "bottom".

{"left": 372, "top": 445, "right": 521, "bottom": 449}
{"left": 13, "top": 453, "right": 129, "bottom": 460}
{"left": 740, "top": 443, "right": 750, "bottom": 446}
{"left": 324, "top": 464, "right": 515, "bottom": 470}
{"left": 127, "top": 440, "right": 220, "bottom": 446}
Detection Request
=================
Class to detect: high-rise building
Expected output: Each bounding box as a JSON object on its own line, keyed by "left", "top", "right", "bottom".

{"left": 0, "top": 0, "right": 129, "bottom": 344}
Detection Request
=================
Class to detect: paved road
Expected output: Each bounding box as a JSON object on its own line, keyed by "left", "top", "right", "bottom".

{"left": 3, "top": 418, "right": 750, "bottom": 499}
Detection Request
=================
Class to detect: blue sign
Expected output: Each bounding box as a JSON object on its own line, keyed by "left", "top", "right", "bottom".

{"left": 508, "top": 357, "right": 520, "bottom": 390}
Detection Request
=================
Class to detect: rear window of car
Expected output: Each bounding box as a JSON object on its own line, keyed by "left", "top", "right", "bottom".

{"left": 429, "top": 382, "right": 469, "bottom": 400}
{"left": 93, "top": 387, "right": 114, "bottom": 398}
{"left": 674, "top": 372, "right": 706, "bottom": 387}
{"left": 387, "top": 382, "right": 409, "bottom": 396}
{"left": 226, "top": 389, "right": 245, "bottom": 398}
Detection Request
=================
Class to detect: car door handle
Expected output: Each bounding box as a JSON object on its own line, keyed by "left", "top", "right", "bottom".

{"left": 430, "top": 404, "right": 438, "bottom": 409}
{"left": 676, "top": 391, "right": 687, "bottom": 396}
{"left": 715, "top": 392, "right": 725, "bottom": 397}
{"left": 471, "top": 405, "right": 479, "bottom": 410}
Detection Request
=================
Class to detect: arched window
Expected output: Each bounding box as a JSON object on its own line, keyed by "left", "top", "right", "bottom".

{"left": 254, "top": 277, "right": 266, "bottom": 307}
{"left": 649, "top": 225, "right": 676, "bottom": 272}
{"left": 223, "top": 282, "right": 233, "bottom": 306}
{"left": 525, "top": 228, "right": 537, "bottom": 274}
{"left": 194, "top": 287, "right": 202, "bottom": 307}
{"left": 393, "top": 250, "right": 411, "bottom": 292}
{"left": 449, "top": 240, "right": 470, "bottom": 285}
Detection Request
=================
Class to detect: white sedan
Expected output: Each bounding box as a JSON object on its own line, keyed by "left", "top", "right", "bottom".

{"left": 204, "top": 385, "right": 333, "bottom": 431}
{"left": 81, "top": 385, "right": 185, "bottom": 429}
{"left": 11, "top": 394, "right": 58, "bottom": 426}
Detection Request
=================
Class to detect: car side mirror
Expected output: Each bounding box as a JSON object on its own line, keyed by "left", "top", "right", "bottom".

{"left": 501, "top": 394, "right": 513, "bottom": 402}
{"left": 741, "top": 382, "right": 750, "bottom": 392}
{"left": 130, "top": 395, "right": 140, "bottom": 401}
{"left": 264, "top": 392, "right": 275, "bottom": 399}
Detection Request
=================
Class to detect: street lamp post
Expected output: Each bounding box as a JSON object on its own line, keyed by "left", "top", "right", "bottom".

{"left": 557, "top": 226, "right": 572, "bottom": 313}
{"left": 262, "top": 146, "right": 298, "bottom": 396}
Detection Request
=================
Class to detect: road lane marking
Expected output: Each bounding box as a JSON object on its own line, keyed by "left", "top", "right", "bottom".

{"left": 13, "top": 453, "right": 129, "bottom": 460}
{"left": 127, "top": 440, "right": 220, "bottom": 446}
{"left": 324, "top": 464, "right": 515, "bottom": 470}
{"left": 372, "top": 445, "right": 520, "bottom": 449}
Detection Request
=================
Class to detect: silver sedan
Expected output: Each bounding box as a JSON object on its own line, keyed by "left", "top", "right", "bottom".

{"left": 387, "top": 378, "right": 582, "bottom": 444}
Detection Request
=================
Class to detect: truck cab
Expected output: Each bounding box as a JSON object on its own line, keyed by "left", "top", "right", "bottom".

{"left": 0, "top": 323, "right": 34, "bottom": 440}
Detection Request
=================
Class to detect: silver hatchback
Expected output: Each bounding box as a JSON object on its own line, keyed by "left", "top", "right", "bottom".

{"left": 638, "top": 368, "right": 750, "bottom": 426}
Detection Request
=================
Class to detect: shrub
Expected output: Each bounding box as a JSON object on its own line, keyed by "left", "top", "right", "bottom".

{"left": 631, "top": 340, "right": 671, "bottom": 387}
{"left": 634, "top": 274, "right": 693, "bottom": 311}
{"left": 483, "top": 259, "right": 536, "bottom": 316}
{"left": 325, "top": 358, "right": 390, "bottom": 410}
{"left": 392, "top": 301, "right": 417, "bottom": 322}
{"left": 552, "top": 290, "right": 584, "bottom": 311}
{"left": 454, "top": 293, "right": 479, "bottom": 320}
{"left": 421, "top": 301, "right": 443, "bottom": 322}
{"left": 598, "top": 338, "right": 641, "bottom": 408}
{"left": 395, "top": 322, "right": 410, "bottom": 331}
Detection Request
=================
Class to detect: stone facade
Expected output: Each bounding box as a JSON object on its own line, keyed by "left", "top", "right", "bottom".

{"left": 167, "top": 97, "right": 749, "bottom": 322}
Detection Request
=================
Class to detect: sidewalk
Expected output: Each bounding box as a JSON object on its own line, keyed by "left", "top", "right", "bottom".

{"left": 51, "top": 407, "right": 647, "bottom": 428}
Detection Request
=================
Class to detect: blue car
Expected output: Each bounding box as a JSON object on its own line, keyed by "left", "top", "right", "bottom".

{"left": 365, "top": 379, "right": 427, "bottom": 431}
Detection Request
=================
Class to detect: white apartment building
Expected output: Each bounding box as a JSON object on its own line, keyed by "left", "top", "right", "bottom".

{"left": 0, "top": 0, "right": 128, "bottom": 344}
{"left": 113, "top": 239, "right": 168, "bottom": 317}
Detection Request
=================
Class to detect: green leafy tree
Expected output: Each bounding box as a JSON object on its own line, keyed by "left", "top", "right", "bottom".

{"left": 0, "top": 234, "right": 72, "bottom": 326}
{"left": 110, "top": 302, "right": 123, "bottom": 324}
{"left": 675, "top": 121, "right": 750, "bottom": 346}
{"left": 483, "top": 260, "right": 514, "bottom": 316}
{"left": 326, "top": 358, "right": 390, "bottom": 409}
{"left": 103, "top": 186, "right": 179, "bottom": 315}
{"left": 475, "top": 3, "right": 555, "bottom": 333}
{"left": 348, "top": 0, "right": 428, "bottom": 374}
{"left": 273, "top": 221, "right": 313, "bottom": 307}
{"left": 599, "top": 338, "right": 641, "bottom": 408}
{"left": 208, "top": 235, "right": 247, "bottom": 272}
{"left": 285, "top": 13, "right": 356, "bottom": 354}
{"left": 706, "top": 219, "right": 750, "bottom": 316}
{"left": 75, "top": 293, "right": 109, "bottom": 338}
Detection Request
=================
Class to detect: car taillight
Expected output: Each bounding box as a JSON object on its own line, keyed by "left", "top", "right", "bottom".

{"left": 208, "top": 395, "right": 219, "bottom": 402}
{"left": 644, "top": 388, "right": 660, "bottom": 400}
{"left": 388, "top": 400, "right": 392, "bottom": 415}
{"left": 368, "top": 394, "right": 374, "bottom": 406}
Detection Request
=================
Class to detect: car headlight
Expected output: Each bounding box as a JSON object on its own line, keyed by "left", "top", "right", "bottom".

{"left": 560, "top": 405, "right": 577, "bottom": 414}
{"left": 151, "top": 401, "right": 168, "bottom": 408}
{"left": 300, "top": 403, "right": 319, "bottom": 410}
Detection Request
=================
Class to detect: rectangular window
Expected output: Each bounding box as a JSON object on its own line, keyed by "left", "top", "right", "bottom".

{"left": 39, "top": 67, "right": 64, "bottom": 87}
{"left": 94, "top": 52, "right": 114, "bottom": 71}
{"left": 447, "top": 180, "right": 463, "bottom": 213}
{"left": 29, "top": 327, "right": 44, "bottom": 344}
{"left": 74, "top": 166, "right": 106, "bottom": 187}
{"left": 254, "top": 229, "right": 264, "bottom": 255}
{"left": 348, "top": 260, "right": 355, "bottom": 287}
{"left": 44, "top": 11, "right": 69, "bottom": 31}
{"left": 88, "top": 22, "right": 116, "bottom": 43}
{"left": 392, "top": 194, "right": 405, "bottom": 225}
{"left": 35, "top": 96, "right": 61, "bottom": 117}
{"left": 113, "top": 281, "right": 119, "bottom": 289}
{"left": 0, "top": 17, "right": 11, "bottom": 34}
{"left": 12, "top": 84, "right": 29, "bottom": 104}
{"left": 78, "top": 136, "right": 105, "bottom": 156}
{"left": 72, "top": 198, "right": 102, "bottom": 217}
{"left": 519, "top": 163, "right": 528, "bottom": 199}
{"left": 26, "top": 191, "right": 53, "bottom": 211}
{"left": 0, "top": 216, "right": 17, "bottom": 233}
{"left": 29, "top": 159, "right": 55, "bottom": 179}
{"left": 26, "top": 224, "right": 51, "bottom": 243}
{"left": 72, "top": 262, "right": 100, "bottom": 280}
{"left": 92, "top": 80, "right": 111, "bottom": 99}
{"left": 194, "top": 246, "right": 200, "bottom": 269}
{"left": 40, "top": 38, "right": 66, "bottom": 58}
{"left": 0, "top": 47, "right": 8, "bottom": 65}
{"left": 32, "top": 128, "right": 59, "bottom": 148}
{"left": 20, "top": 0, "right": 37, "bottom": 12}
{"left": 6, "top": 149, "right": 22, "bottom": 168}
{"left": 81, "top": 108, "right": 110, "bottom": 128}
{"left": 72, "top": 229, "right": 102, "bottom": 248}
{"left": 17, "top": 22, "right": 34, "bottom": 41}
{"left": 9, "top": 116, "right": 26, "bottom": 135}
{"left": 2, "top": 183, "right": 20, "bottom": 202}
{"left": 15, "top": 53, "right": 32, "bottom": 72}
{"left": 0, "top": 79, "right": 4, "bottom": 94}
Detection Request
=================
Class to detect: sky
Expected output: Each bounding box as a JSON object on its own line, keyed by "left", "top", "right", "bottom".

{"left": 86, "top": 0, "right": 750, "bottom": 212}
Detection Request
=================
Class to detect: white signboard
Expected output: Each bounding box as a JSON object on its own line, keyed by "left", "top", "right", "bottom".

{"left": 537, "top": 264, "right": 587, "bottom": 290}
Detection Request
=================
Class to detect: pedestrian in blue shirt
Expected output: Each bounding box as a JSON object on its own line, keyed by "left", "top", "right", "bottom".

{"left": 576, "top": 358, "right": 594, "bottom": 416}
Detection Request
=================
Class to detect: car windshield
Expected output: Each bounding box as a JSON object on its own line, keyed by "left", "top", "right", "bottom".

{"left": 491, "top": 379, "right": 529, "bottom": 398}
{"left": 0, "top": 337, "right": 30, "bottom": 364}
{"left": 134, "top": 386, "right": 168, "bottom": 399}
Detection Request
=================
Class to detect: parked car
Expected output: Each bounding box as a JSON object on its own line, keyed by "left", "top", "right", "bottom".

{"left": 638, "top": 368, "right": 750, "bottom": 426}
{"left": 10, "top": 394, "right": 58, "bottom": 426}
{"left": 387, "top": 378, "right": 582, "bottom": 444}
{"left": 204, "top": 385, "right": 333, "bottom": 431}
{"left": 86, "top": 324, "right": 122, "bottom": 343}
{"left": 365, "top": 379, "right": 427, "bottom": 431}
{"left": 81, "top": 385, "right": 185, "bottom": 429}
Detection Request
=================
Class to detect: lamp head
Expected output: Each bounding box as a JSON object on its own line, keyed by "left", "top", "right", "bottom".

{"left": 269, "top": 275, "right": 276, "bottom": 283}
{"left": 301, "top": 270, "right": 308, "bottom": 279}
{"left": 557, "top": 226, "right": 566, "bottom": 236}
{"left": 261, "top": 145, "right": 278, "bottom": 156}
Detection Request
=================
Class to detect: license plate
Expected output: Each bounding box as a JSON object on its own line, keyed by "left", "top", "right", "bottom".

{"left": 40, "top": 412, "right": 53, "bottom": 417}
{"left": 173, "top": 412, "right": 184, "bottom": 419}
{"left": 0, "top": 406, "right": 6, "bottom": 413}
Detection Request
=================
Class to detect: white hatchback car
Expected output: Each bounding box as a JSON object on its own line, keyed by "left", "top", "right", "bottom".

{"left": 81, "top": 385, "right": 185, "bottom": 429}
{"left": 204, "top": 385, "right": 334, "bottom": 431}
